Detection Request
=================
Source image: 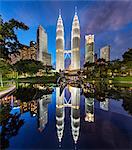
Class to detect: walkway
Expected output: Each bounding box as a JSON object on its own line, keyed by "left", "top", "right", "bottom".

{"left": 0, "top": 85, "right": 16, "bottom": 98}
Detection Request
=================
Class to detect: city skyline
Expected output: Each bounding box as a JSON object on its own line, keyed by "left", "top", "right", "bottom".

{"left": 1, "top": 0, "right": 132, "bottom": 66}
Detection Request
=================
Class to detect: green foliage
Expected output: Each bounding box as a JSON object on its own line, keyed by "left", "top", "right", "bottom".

{"left": 14, "top": 59, "right": 44, "bottom": 75}
{"left": 0, "top": 59, "right": 13, "bottom": 75}
{"left": 0, "top": 15, "right": 29, "bottom": 59}
{"left": 44, "top": 65, "right": 53, "bottom": 74}
{"left": 122, "top": 48, "right": 132, "bottom": 62}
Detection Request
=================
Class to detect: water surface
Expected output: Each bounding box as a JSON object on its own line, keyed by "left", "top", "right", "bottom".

{"left": 0, "top": 83, "right": 132, "bottom": 149}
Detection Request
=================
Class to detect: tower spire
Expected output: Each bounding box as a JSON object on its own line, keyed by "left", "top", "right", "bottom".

{"left": 75, "top": 6, "right": 77, "bottom": 15}
{"left": 59, "top": 9, "right": 61, "bottom": 17}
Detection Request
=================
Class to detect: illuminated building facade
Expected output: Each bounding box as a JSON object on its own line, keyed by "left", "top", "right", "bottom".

{"left": 56, "top": 10, "right": 65, "bottom": 72}
{"left": 37, "top": 25, "right": 51, "bottom": 65}
{"left": 85, "top": 35, "right": 94, "bottom": 63}
{"left": 56, "top": 8, "right": 80, "bottom": 71}
{"left": 71, "top": 9, "right": 80, "bottom": 70}
{"left": 100, "top": 45, "right": 110, "bottom": 61}
{"left": 9, "top": 41, "right": 37, "bottom": 64}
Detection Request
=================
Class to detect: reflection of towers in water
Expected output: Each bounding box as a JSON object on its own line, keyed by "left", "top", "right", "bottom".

{"left": 56, "top": 86, "right": 80, "bottom": 144}
{"left": 100, "top": 98, "right": 109, "bottom": 111}
{"left": 38, "top": 94, "right": 51, "bottom": 132}
{"left": 85, "top": 98, "right": 94, "bottom": 122}
{"left": 70, "top": 87, "right": 80, "bottom": 144}
{"left": 56, "top": 87, "right": 65, "bottom": 143}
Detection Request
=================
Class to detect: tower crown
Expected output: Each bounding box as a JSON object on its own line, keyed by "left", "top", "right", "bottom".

{"left": 75, "top": 6, "right": 77, "bottom": 15}
{"left": 57, "top": 9, "right": 64, "bottom": 27}
{"left": 59, "top": 9, "right": 61, "bottom": 19}
{"left": 72, "top": 6, "right": 80, "bottom": 29}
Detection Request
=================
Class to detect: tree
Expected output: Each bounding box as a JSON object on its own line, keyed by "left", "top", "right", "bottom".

{"left": 122, "top": 48, "right": 132, "bottom": 62}
{"left": 122, "top": 49, "right": 132, "bottom": 75}
{"left": 0, "top": 59, "right": 13, "bottom": 87}
{"left": 0, "top": 15, "right": 29, "bottom": 59}
{"left": 83, "top": 61, "right": 95, "bottom": 78}
{"left": 14, "top": 59, "right": 44, "bottom": 76}
{"left": 97, "top": 58, "right": 106, "bottom": 78}
{"left": 44, "top": 65, "right": 53, "bottom": 74}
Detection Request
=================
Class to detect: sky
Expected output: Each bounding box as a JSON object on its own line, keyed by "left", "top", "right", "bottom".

{"left": 1, "top": 0, "right": 132, "bottom": 67}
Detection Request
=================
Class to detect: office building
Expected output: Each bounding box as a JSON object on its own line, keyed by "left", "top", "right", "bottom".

{"left": 56, "top": 8, "right": 80, "bottom": 71}
{"left": 100, "top": 45, "right": 110, "bottom": 61}
{"left": 85, "top": 35, "right": 94, "bottom": 63}
{"left": 37, "top": 25, "right": 51, "bottom": 65}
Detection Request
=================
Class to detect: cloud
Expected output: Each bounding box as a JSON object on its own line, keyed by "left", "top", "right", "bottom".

{"left": 80, "top": 1, "right": 132, "bottom": 34}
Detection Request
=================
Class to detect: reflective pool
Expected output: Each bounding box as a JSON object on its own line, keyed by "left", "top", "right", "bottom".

{"left": 0, "top": 83, "right": 132, "bottom": 149}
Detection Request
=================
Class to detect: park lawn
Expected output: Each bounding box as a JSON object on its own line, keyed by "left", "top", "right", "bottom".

{"left": 0, "top": 86, "right": 9, "bottom": 92}
{"left": 113, "top": 82, "right": 132, "bottom": 88}
{"left": 112, "top": 76, "right": 132, "bottom": 82}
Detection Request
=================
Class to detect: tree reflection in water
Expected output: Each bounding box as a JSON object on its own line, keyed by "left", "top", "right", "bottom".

{"left": 0, "top": 105, "right": 24, "bottom": 149}
{"left": 0, "top": 83, "right": 54, "bottom": 149}
{"left": 82, "top": 82, "right": 132, "bottom": 115}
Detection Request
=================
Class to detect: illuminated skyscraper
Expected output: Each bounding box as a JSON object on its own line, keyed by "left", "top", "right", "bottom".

{"left": 56, "top": 10, "right": 64, "bottom": 72}
{"left": 37, "top": 25, "right": 51, "bottom": 65}
{"left": 100, "top": 45, "right": 110, "bottom": 61}
{"left": 37, "top": 25, "right": 47, "bottom": 61}
{"left": 85, "top": 35, "right": 94, "bottom": 63}
{"left": 71, "top": 7, "right": 80, "bottom": 70}
{"left": 56, "top": 8, "right": 80, "bottom": 71}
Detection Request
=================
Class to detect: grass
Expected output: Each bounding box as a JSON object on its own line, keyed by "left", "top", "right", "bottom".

{"left": 113, "top": 82, "right": 132, "bottom": 87}
{"left": 0, "top": 86, "right": 9, "bottom": 92}
{"left": 112, "top": 76, "right": 132, "bottom": 82}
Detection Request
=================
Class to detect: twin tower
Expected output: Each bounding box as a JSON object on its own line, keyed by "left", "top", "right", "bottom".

{"left": 56, "top": 8, "right": 80, "bottom": 72}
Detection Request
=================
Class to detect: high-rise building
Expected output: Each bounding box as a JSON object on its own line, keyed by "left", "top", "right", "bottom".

{"left": 9, "top": 42, "right": 37, "bottom": 64}
{"left": 56, "top": 10, "right": 64, "bottom": 72}
{"left": 85, "top": 35, "right": 94, "bottom": 63}
{"left": 29, "top": 41, "right": 37, "bottom": 60}
{"left": 37, "top": 25, "right": 47, "bottom": 60}
{"left": 56, "top": 8, "right": 80, "bottom": 71}
{"left": 71, "top": 8, "right": 80, "bottom": 70}
{"left": 100, "top": 45, "right": 110, "bottom": 61}
{"left": 37, "top": 25, "right": 51, "bottom": 65}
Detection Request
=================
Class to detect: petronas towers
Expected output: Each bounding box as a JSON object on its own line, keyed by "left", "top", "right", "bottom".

{"left": 56, "top": 8, "right": 80, "bottom": 71}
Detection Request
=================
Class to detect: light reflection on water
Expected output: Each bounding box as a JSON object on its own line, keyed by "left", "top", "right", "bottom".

{"left": 0, "top": 83, "right": 132, "bottom": 149}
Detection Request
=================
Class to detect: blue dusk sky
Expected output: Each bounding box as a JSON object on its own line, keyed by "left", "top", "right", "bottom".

{"left": 1, "top": 0, "right": 132, "bottom": 67}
